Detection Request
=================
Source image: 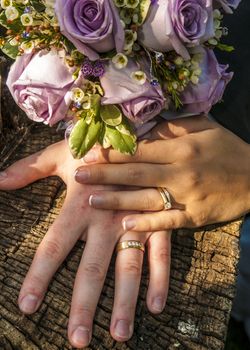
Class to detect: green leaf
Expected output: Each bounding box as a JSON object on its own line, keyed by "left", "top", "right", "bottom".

{"left": 216, "top": 43, "right": 235, "bottom": 52}
{"left": 69, "top": 117, "right": 103, "bottom": 159}
{"left": 1, "top": 41, "right": 19, "bottom": 59}
{"left": 0, "top": 11, "right": 22, "bottom": 31}
{"left": 100, "top": 104, "right": 122, "bottom": 126}
{"left": 30, "top": 0, "right": 46, "bottom": 12}
{"left": 0, "top": 11, "right": 8, "bottom": 29}
{"left": 138, "top": 0, "right": 151, "bottom": 25}
{"left": 105, "top": 125, "right": 137, "bottom": 155}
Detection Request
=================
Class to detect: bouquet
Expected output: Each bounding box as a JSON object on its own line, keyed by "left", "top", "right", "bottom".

{"left": 0, "top": 0, "right": 240, "bottom": 158}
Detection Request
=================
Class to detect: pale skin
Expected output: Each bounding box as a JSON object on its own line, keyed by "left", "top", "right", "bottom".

{"left": 0, "top": 141, "right": 171, "bottom": 349}
{"left": 75, "top": 116, "right": 250, "bottom": 231}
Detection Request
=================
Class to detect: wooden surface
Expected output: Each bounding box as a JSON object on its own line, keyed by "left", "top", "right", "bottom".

{"left": 0, "top": 63, "right": 242, "bottom": 350}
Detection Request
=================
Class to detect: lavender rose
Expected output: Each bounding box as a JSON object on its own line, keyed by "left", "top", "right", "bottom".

{"left": 100, "top": 60, "right": 166, "bottom": 131}
{"left": 55, "top": 0, "right": 124, "bottom": 61}
{"left": 6, "top": 50, "right": 79, "bottom": 126}
{"left": 180, "top": 47, "right": 233, "bottom": 114}
{"left": 139, "top": 0, "right": 214, "bottom": 60}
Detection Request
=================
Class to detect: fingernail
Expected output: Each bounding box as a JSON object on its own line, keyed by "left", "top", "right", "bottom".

{"left": 72, "top": 326, "right": 90, "bottom": 347}
{"left": 19, "top": 294, "right": 39, "bottom": 314}
{"left": 122, "top": 219, "right": 136, "bottom": 231}
{"left": 114, "top": 320, "right": 131, "bottom": 339}
{"left": 84, "top": 150, "right": 98, "bottom": 163}
{"left": 152, "top": 297, "right": 164, "bottom": 313}
{"left": 75, "top": 169, "right": 90, "bottom": 182}
{"left": 0, "top": 172, "right": 8, "bottom": 181}
{"left": 89, "top": 195, "right": 104, "bottom": 207}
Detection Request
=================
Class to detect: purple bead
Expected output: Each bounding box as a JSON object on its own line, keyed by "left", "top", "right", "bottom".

{"left": 81, "top": 60, "right": 93, "bottom": 77}
{"left": 24, "top": 6, "right": 32, "bottom": 13}
{"left": 92, "top": 62, "right": 105, "bottom": 77}
{"left": 74, "top": 102, "right": 82, "bottom": 109}
{"left": 22, "top": 32, "right": 30, "bottom": 39}
{"left": 150, "top": 78, "right": 159, "bottom": 86}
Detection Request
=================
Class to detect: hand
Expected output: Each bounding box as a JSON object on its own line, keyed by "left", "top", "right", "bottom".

{"left": 75, "top": 116, "right": 250, "bottom": 231}
{"left": 0, "top": 140, "right": 171, "bottom": 348}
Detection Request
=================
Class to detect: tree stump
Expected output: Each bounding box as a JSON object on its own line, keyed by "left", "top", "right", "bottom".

{"left": 0, "top": 66, "right": 241, "bottom": 350}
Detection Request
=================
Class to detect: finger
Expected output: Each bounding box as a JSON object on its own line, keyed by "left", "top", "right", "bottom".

{"left": 146, "top": 231, "right": 171, "bottom": 314}
{"left": 122, "top": 210, "right": 190, "bottom": 232}
{"left": 18, "top": 187, "right": 88, "bottom": 315}
{"left": 89, "top": 189, "right": 167, "bottom": 211}
{"left": 68, "top": 226, "right": 116, "bottom": 349}
{"left": 0, "top": 142, "right": 64, "bottom": 190}
{"left": 82, "top": 115, "right": 215, "bottom": 164}
{"left": 75, "top": 163, "right": 174, "bottom": 187}
{"left": 110, "top": 233, "right": 146, "bottom": 342}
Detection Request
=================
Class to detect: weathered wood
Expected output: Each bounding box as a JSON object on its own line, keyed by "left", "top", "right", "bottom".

{"left": 0, "top": 69, "right": 241, "bottom": 350}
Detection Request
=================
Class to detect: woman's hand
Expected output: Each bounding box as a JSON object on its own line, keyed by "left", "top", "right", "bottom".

{"left": 75, "top": 116, "right": 250, "bottom": 231}
{"left": 0, "top": 141, "right": 171, "bottom": 348}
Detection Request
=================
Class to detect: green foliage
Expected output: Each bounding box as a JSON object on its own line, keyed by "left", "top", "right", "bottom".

{"left": 138, "top": 0, "right": 151, "bottom": 25}
{"left": 69, "top": 93, "right": 137, "bottom": 158}
{"left": 217, "top": 43, "right": 235, "bottom": 52}
{"left": 1, "top": 41, "right": 19, "bottom": 59}
{"left": 69, "top": 116, "right": 103, "bottom": 159}
{"left": 100, "top": 104, "right": 122, "bottom": 126}
{"left": 30, "top": 0, "right": 46, "bottom": 13}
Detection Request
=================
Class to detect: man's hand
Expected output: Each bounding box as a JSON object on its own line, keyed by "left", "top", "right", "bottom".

{"left": 75, "top": 116, "right": 250, "bottom": 231}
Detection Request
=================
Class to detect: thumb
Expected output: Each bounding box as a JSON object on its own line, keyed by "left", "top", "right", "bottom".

{"left": 149, "top": 115, "right": 215, "bottom": 140}
{"left": 0, "top": 142, "right": 61, "bottom": 190}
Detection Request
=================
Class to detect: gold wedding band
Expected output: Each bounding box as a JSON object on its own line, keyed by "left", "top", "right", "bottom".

{"left": 157, "top": 187, "right": 172, "bottom": 210}
{"left": 116, "top": 240, "right": 145, "bottom": 253}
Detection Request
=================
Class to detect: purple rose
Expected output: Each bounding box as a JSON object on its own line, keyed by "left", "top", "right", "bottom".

{"left": 139, "top": 0, "right": 214, "bottom": 60}
{"left": 180, "top": 47, "right": 233, "bottom": 114}
{"left": 214, "top": 0, "right": 241, "bottom": 13}
{"left": 55, "top": 0, "right": 124, "bottom": 61}
{"left": 6, "top": 50, "right": 79, "bottom": 126}
{"left": 100, "top": 60, "right": 166, "bottom": 128}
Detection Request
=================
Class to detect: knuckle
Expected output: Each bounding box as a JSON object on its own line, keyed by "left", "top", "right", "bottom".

{"left": 83, "top": 262, "right": 106, "bottom": 282}
{"left": 186, "top": 168, "right": 202, "bottom": 188}
{"left": 182, "top": 141, "right": 200, "bottom": 161}
{"left": 127, "top": 167, "right": 142, "bottom": 182}
{"left": 110, "top": 194, "right": 121, "bottom": 208}
{"left": 122, "top": 260, "right": 141, "bottom": 276}
{"left": 151, "top": 246, "right": 171, "bottom": 264}
{"left": 38, "top": 239, "right": 63, "bottom": 261}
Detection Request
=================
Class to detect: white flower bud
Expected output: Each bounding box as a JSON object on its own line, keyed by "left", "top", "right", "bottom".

{"left": 112, "top": 53, "right": 128, "bottom": 69}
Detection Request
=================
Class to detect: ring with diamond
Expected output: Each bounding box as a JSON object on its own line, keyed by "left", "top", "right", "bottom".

{"left": 157, "top": 187, "right": 173, "bottom": 210}
{"left": 116, "top": 240, "right": 145, "bottom": 253}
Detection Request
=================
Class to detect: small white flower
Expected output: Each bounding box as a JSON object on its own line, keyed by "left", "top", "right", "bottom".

{"left": 114, "top": 0, "right": 125, "bottom": 7}
{"left": 130, "top": 71, "right": 147, "bottom": 85}
{"left": 1, "top": 0, "right": 12, "bottom": 10}
{"left": 125, "top": 0, "right": 139, "bottom": 9}
{"left": 190, "top": 75, "right": 199, "bottom": 85}
{"left": 70, "top": 88, "right": 85, "bottom": 103}
{"left": 112, "top": 53, "right": 128, "bottom": 69}
{"left": 5, "top": 6, "right": 19, "bottom": 21}
{"left": 21, "top": 13, "right": 33, "bottom": 26}
{"left": 20, "top": 41, "right": 35, "bottom": 53}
